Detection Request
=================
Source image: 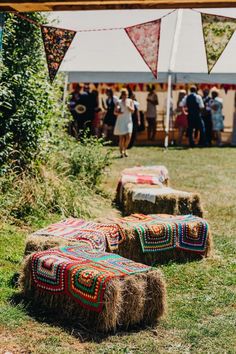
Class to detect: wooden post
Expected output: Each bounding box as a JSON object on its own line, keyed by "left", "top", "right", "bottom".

{"left": 2, "top": 0, "right": 236, "bottom": 12}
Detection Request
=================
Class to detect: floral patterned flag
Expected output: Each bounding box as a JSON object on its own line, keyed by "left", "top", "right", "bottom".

{"left": 125, "top": 19, "right": 161, "bottom": 78}
{"left": 41, "top": 25, "right": 76, "bottom": 83}
{"left": 0, "top": 13, "right": 5, "bottom": 51}
{"left": 201, "top": 13, "right": 236, "bottom": 73}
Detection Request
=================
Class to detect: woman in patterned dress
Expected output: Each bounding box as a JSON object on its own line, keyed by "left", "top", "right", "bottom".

{"left": 210, "top": 88, "right": 224, "bottom": 146}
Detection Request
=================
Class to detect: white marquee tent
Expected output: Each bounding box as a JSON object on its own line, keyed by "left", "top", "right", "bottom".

{"left": 47, "top": 9, "right": 236, "bottom": 146}
{"left": 48, "top": 8, "right": 236, "bottom": 84}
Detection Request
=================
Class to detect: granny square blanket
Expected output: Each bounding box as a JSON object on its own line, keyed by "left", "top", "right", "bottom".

{"left": 32, "top": 218, "right": 121, "bottom": 252}
{"left": 117, "top": 214, "right": 209, "bottom": 253}
{"left": 30, "top": 245, "right": 151, "bottom": 312}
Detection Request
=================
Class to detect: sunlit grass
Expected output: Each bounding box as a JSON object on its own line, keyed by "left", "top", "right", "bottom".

{"left": 0, "top": 147, "right": 235, "bottom": 353}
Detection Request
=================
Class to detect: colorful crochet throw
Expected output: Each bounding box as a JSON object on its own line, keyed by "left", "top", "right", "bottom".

{"left": 121, "top": 165, "right": 169, "bottom": 185}
{"left": 32, "top": 218, "right": 121, "bottom": 252}
{"left": 117, "top": 214, "right": 209, "bottom": 254}
{"left": 117, "top": 165, "right": 169, "bottom": 203}
{"left": 30, "top": 246, "right": 151, "bottom": 312}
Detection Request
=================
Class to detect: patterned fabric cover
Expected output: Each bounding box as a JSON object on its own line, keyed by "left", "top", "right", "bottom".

{"left": 32, "top": 218, "right": 121, "bottom": 252}
{"left": 41, "top": 26, "right": 76, "bottom": 82}
{"left": 125, "top": 20, "right": 161, "bottom": 78}
{"left": 116, "top": 214, "right": 209, "bottom": 254}
{"left": 121, "top": 165, "right": 169, "bottom": 185}
{"left": 117, "top": 165, "right": 169, "bottom": 203}
{"left": 30, "top": 246, "right": 151, "bottom": 312}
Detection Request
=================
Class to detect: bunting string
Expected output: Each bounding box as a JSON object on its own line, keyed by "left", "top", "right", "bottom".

{"left": 13, "top": 8, "right": 176, "bottom": 32}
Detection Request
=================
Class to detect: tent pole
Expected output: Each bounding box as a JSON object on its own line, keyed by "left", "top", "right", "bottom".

{"left": 164, "top": 73, "right": 172, "bottom": 148}
{"left": 62, "top": 72, "right": 69, "bottom": 118}
{"left": 165, "top": 9, "right": 183, "bottom": 148}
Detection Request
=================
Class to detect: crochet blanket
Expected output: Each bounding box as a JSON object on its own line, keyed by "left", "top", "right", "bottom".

{"left": 30, "top": 246, "right": 151, "bottom": 312}
{"left": 32, "top": 218, "right": 121, "bottom": 252}
{"left": 116, "top": 165, "right": 169, "bottom": 203}
{"left": 122, "top": 165, "right": 169, "bottom": 184}
{"left": 117, "top": 214, "right": 209, "bottom": 254}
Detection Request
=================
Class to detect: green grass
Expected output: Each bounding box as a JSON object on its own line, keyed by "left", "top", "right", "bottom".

{"left": 1, "top": 147, "right": 236, "bottom": 353}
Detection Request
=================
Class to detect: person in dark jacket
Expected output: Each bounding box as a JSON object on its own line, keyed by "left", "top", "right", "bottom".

{"left": 102, "top": 89, "right": 118, "bottom": 140}
{"left": 69, "top": 84, "right": 90, "bottom": 138}
{"left": 128, "top": 92, "right": 141, "bottom": 148}
{"left": 180, "top": 86, "right": 206, "bottom": 147}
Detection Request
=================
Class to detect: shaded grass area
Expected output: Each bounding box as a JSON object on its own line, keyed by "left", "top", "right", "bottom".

{"left": 1, "top": 147, "right": 236, "bottom": 353}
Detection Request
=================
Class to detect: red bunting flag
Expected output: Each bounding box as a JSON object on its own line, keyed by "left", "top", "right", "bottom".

{"left": 125, "top": 19, "right": 161, "bottom": 79}
{"left": 41, "top": 25, "right": 76, "bottom": 83}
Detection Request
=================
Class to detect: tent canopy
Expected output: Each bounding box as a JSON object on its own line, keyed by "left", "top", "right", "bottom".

{"left": 47, "top": 9, "right": 236, "bottom": 83}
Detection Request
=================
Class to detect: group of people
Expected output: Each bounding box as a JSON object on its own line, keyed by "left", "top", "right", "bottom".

{"left": 69, "top": 83, "right": 100, "bottom": 137}
{"left": 69, "top": 83, "right": 225, "bottom": 153}
{"left": 69, "top": 85, "right": 143, "bottom": 157}
{"left": 176, "top": 86, "right": 224, "bottom": 147}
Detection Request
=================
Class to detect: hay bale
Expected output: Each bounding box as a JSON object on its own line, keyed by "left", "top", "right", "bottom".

{"left": 20, "top": 247, "right": 166, "bottom": 332}
{"left": 24, "top": 218, "right": 120, "bottom": 256}
{"left": 98, "top": 214, "right": 212, "bottom": 265}
{"left": 121, "top": 184, "right": 203, "bottom": 217}
{"left": 116, "top": 165, "right": 169, "bottom": 206}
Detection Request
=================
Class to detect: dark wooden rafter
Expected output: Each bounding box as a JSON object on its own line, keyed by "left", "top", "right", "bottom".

{"left": 1, "top": 0, "right": 236, "bottom": 12}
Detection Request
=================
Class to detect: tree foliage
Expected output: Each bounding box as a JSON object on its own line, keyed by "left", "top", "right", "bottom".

{"left": 0, "top": 13, "right": 55, "bottom": 171}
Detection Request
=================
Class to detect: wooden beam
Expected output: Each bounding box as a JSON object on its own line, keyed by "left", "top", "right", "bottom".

{"left": 1, "top": 0, "right": 236, "bottom": 12}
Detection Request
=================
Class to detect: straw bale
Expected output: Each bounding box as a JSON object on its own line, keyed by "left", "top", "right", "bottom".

{"left": 24, "top": 235, "right": 73, "bottom": 256}
{"left": 97, "top": 213, "right": 213, "bottom": 265}
{"left": 121, "top": 184, "right": 203, "bottom": 217}
{"left": 19, "top": 256, "right": 166, "bottom": 332}
{"left": 115, "top": 229, "right": 212, "bottom": 265}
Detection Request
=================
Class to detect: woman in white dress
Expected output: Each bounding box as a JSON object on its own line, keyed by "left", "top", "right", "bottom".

{"left": 114, "top": 88, "right": 134, "bottom": 157}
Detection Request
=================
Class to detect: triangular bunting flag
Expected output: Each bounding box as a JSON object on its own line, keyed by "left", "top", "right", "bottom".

{"left": 0, "top": 13, "right": 5, "bottom": 51}
{"left": 201, "top": 13, "right": 236, "bottom": 73}
{"left": 125, "top": 19, "right": 161, "bottom": 78}
{"left": 41, "top": 25, "right": 76, "bottom": 83}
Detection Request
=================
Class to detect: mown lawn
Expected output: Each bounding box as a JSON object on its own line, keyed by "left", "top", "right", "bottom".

{"left": 1, "top": 147, "right": 236, "bottom": 353}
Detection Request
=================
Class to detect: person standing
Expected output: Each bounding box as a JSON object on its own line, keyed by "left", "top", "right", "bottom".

{"left": 174, "top": 89, "right": 188, "bottom": 146}
{"left": 210, "top": 88, "right": 224, "bottom": 146}
{"left": 146, "top": 85, "right": 159, "bottom": 140}
{"left": 180, "top": 85, "right": 206, "bottom": 147}
{"left": 69, "top": 84, "right": 89, "bottom": 138}
{"left": 83, "top": 83, "right": 97, "bottom": 133}
{"left": 128, "top": 92, "right": 141, "bottom": 148}
{"left": 102, "top": 89, "right": 118, "bottom": 140}
{"left": 202, "top": 88, "right": 212, "bottom": 146}
{"left": 114, "top": 88, "right": 134, "bottom": 158}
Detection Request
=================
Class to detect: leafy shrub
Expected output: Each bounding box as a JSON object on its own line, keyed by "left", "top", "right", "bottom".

{"left": 51, "top": 133, "right": 112, "bottom": 188}
{"left": 0, "top": 13, "right": 58, "bottom": 170}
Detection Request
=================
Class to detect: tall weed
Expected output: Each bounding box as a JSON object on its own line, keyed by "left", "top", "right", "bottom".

{"left": 0, "top": 135, "right": 112, "bottom": 224}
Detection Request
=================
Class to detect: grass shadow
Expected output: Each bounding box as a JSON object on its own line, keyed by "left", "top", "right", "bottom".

{"left": 10, "top": 292, "right": 160, "bottom": 343}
